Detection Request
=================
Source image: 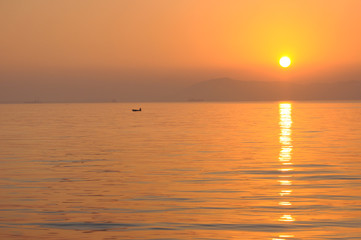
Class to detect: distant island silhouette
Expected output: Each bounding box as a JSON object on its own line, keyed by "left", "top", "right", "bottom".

{"left": 1, "top": 72, "right": 361, "bottom": 103}
{"left": 182, "top": 77, "right": 361, "bottom": 102}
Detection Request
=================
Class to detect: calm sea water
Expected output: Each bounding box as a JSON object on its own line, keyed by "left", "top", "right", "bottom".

{"left": 0, "top": 102, "right": 361, "bottom": 240}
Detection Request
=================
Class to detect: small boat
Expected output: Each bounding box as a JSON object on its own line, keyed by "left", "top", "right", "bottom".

{"left": 132, "top": 108, "right": 142, "bottom": 112}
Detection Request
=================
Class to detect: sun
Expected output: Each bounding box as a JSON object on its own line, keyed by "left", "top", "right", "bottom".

{"left": 279, "top": 56, "right": 291, "bottom": 68}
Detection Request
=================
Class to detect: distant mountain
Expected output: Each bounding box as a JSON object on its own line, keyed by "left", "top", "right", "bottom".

{"left": 181, "top": 77, "right": 361, "bottom": 101}
{"left": 1, "top": 70, "right": 360, "bottom": 103}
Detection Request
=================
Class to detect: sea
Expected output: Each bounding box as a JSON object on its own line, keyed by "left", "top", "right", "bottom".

{"left": 0, "top": 102, "right": 360, "bottom": 240}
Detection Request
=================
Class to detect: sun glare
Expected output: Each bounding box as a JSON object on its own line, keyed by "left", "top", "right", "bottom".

{"left": 279, "top": 56, "right": 291, "bottom": 68}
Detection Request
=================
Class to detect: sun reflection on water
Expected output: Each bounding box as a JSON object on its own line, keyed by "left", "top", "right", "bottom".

{"left": 279, "top": 190, "right": 292, "bottom": 196}
{"left": 275, "top": 103, "right": 295, "bottom": 238}
{"left": 272, "top": 234, "right": 295, "bottom": 240}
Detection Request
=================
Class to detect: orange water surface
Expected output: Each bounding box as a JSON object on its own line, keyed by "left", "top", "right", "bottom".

{"left": 0, "top": 102, "right": 360, "bottom": 239}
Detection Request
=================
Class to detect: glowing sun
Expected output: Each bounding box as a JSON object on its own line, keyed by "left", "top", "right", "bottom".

{"left": 279, "top": 56, "right": 291, "bottom": 68}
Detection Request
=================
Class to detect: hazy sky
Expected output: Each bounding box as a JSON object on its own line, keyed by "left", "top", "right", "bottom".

{"left": 1, "top": 0, "right": 361, "bottom": 102}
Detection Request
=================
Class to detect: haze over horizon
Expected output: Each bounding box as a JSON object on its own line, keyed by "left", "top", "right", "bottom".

{"left": 1, "top": 0, "right": 361, "bottom": 102}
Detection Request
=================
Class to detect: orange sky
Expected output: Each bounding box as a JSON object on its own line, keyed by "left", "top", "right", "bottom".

{"left": 1, "top": 0, "right": 361, "bottom": 78}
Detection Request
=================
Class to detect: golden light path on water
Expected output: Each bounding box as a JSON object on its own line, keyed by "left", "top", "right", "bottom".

{"left": 273, "top": 103, "right": 295, "bottom": 240}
